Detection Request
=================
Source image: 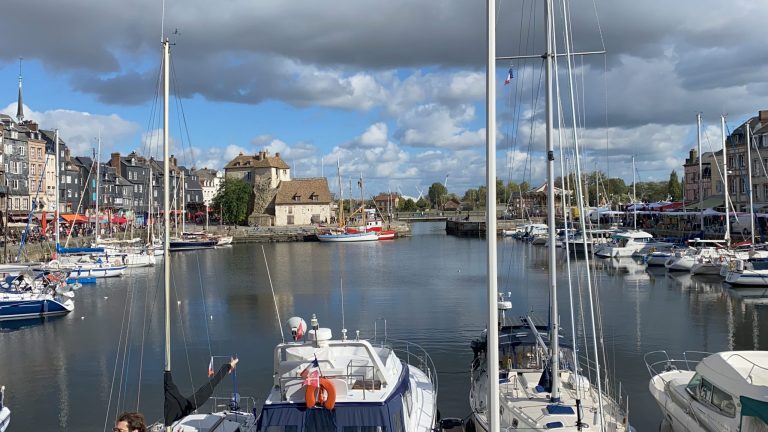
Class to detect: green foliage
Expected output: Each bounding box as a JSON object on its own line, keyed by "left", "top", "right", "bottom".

{"left": 398, "top": 198, "right": 418, "bottom": 212}
{"left": 416, "top": 197, "right": 430, "bottom": 209}
{"left": 427, "top": 182, "right": 448, "bottom": 208}
{"left": 212, "top": 178, "right": 252, "bottom": 225}
{"left": 668, "top": 170, "right": 682, "bottom": 201}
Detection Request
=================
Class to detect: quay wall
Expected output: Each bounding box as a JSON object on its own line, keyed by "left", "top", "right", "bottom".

{"left": 6, "top": 222, "right": 413, "bottom": 262}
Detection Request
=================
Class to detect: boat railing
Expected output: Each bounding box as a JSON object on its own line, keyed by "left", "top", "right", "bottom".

{"left": 573, "top": 353, "right": 631, "bottom": 423}
{"left": 370, "top": 336, "right": 438, "bottom": 418}
{"left": 278, "top": 368, "right": 376, "bottom": 401}
{"left": 209, "top": 395, "right": 260, "bottom": 414}
{"left": 721, "top": 352, "right": 768, "bottom": 383}
{"left": 644, "top": 350, "right": 712, "bottom": 379}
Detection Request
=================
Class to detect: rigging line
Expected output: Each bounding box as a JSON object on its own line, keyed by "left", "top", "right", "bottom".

{"left": 171, "top": 259, "right": 200, "bottom": 410}
{"left": 103, "top": 275, "right": 132, "bottom": 432}
{"left": 135, "top": 266, "right": 154, "bottom": 410}
{"left": 558, "top": 0, "right": 607, "bottom": 423}
{"left": 552, "top": 33, "right": 583, "bottom": 399}
{"left": 196, "top": 252, "right": 214, "bottom": 358}
{"left": 118, "top": 272, "right": 140, "bottom": 413}
{"left": 136, "top": 254, "right": 165, "bottom": 412}
{"left": 141, "top": 60, "right": 163, "bottom": 161}
{"left": 262, "top": 245, "right": 285, "bottom": 342}
{"left": 170, "top": 59, "right": 197, "bottom": 168}
{"left": 115, "top": 282, "right": 134, "bottom": 415}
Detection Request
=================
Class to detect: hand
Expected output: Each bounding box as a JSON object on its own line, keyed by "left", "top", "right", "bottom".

{"left": 229, "top": 356, "right": 239, "bottom": 371}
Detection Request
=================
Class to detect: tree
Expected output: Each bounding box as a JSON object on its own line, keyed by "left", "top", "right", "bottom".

{"left": 416, "top": 197, "right": 430, "bottom": 210}
{"left": 427, "top": 182, "right": 448, "bottom": 209}
{"left": 212, "top": 178, "right": 252, "bottom": 225}
{"left": 398, "top": 198, "right": 418, "bottom": 212}
{"left": 667, "top": 170, "right": 682, "bottom": 201}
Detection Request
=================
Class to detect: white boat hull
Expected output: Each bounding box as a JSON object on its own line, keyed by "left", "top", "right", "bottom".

{"left": 317, "top": 232, "right": 379, "bottom": 242}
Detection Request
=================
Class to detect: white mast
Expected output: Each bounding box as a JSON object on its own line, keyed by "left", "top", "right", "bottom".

{"left": 485, "top": 0, "right": 500, "bottom": 430}
{"left": 181, "top": 169, "right": 186, "bottom": 234}
{"left": 697, "top": 113, "right": 704, "bottom": 232}
{"left": 55, "top": 129, "right": 60, "bottom": 248}
{"left": 162, "top": 37, "right": 172, "bottom": 385}
{"left": 544, "top": 0, "right": 560, "bottom": 402}
{"left": 95, "top": 132, "right": 101, "bottom": 240}
{"left": 148, "top": 164, "right": 153, "bottom": 244}
{"left": 722, "top": 115, "right": 730, "bottom": 246}
{"left": 632, "top": 155, "right": 637, "bottom": 230}
{"left": 746, "top": 121, "right": 755, "bottom": 245}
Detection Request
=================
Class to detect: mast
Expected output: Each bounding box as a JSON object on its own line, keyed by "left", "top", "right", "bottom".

{"left": 96, "top": 132, "right": 101, "bottom": 240}
{"left": 632, "top": 155, "right": 637, "bottom": 230}
{"left": 746, "top": 122, "right": 755, "bottom": 245}
{"left": 359, "top": 173, "right": 365, "bottom": 229}
{"left": 485, "top": 0, "right": 500, "bottom": 430}
{"left": 181, "top": 169, "right": 186, "bottom": 234}
{"left": 722, "top": 115, "right": 730, "bottom": 246}
{"left": 55, "top": 129, "right": 60, "bottom": 248}
{"left": 544, "top": 0, "right": 560, "bottom": 402}
{"left": 148, "top": 164, "right": 153, "bottom": 244}
{"left": 696, "top": 113, "right": 704, "bottom": 232}
{"left": 162, "top": 37, "right": 172, "bottom": 382}
{"left": 337, "top": 160, "right": 343, "bottom": 229}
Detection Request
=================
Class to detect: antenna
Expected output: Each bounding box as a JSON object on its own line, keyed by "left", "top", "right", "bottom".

{"left": 340, "top": 278, "right": 347, "bottom": 341}
{"left": 160, "top": 0, "right": 166, "bottom": 41}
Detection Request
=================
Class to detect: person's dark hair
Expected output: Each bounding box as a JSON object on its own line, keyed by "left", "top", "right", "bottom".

{"left": 117, "top": 411, "right": 147, "bottom": 432}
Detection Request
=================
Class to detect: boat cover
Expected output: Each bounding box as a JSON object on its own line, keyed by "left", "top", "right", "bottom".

{"left": 740, "top": 396, "right": 768, "bottom": 429}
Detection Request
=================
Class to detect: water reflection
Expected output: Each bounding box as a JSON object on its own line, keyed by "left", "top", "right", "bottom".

{"left": 1, "top": 223, "right": 768, "bottom": 431}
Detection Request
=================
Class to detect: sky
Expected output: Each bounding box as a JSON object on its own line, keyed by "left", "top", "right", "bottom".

{"left": 0, "top": 0, "right": 767, "bottom": 199}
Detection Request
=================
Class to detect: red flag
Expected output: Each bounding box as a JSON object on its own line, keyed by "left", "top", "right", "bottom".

{"left": 207, "top": 357, "right": 214, "bottom": 378}
{"left": 300, "top": 357, "right": 321, "bottom": 388}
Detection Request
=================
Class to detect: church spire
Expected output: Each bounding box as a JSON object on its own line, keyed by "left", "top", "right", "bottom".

{"left": 16, "top": 57, "right": 24, "bottom": 123}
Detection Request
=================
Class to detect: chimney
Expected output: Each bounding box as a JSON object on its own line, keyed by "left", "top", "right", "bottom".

{"left": 111, "top": 152, "right": 121, "bottom": 168}
{"left": 275, "top": 152, "right": 280, "bottom": 158}
{"left": 170, "top": 154, "right": 177, "bottom": 168}
{"left": 760, "top": 110, "right": 768, "bottom": 124}
{"left": 26, "top": 121, "right": 37, "bottom": 132}
{"left": 64, "top": 147, "right": 71, "bottom": 162}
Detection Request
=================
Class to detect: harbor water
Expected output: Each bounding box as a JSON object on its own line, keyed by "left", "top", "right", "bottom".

{"left": 1, "top": 221, "right": 767, "bottom": 431}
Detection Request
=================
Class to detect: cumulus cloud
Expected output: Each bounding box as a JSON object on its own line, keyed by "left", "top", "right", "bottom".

{"left": 1, "top": 103, "right": 141, "bottom": 157}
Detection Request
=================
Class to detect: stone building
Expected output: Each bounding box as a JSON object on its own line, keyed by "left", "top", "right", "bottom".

{"left": 273, "top": 178, "right": 332, "bottom": 225}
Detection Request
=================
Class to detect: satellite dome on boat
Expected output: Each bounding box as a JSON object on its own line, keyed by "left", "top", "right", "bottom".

{"left": 497, "top": 300, "right": 512, "bottom": 310}
{"left": 286, "top": 316, "right": 308, "bottom": 341}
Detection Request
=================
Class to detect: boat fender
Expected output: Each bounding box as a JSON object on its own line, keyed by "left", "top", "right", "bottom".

{"left": 737, "top": 260, "right": 745, "bottom": 272}
{"left": 720, "top": 256, "right": 725, "bottom": 263}
{"left": 305, "top": 378, "right": 336, "bottom": 410}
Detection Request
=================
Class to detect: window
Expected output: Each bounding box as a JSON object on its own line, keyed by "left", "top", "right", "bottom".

{"left": 67, "top": 189, "right": 72, "bottom": 198}
{"left": 287, "top": 215, "right": 294, "bottom": 225}
{"left": 19, "top": 146, "right": 25, "bottom": 156}
{"left": 738, "top": 155, "right": 745, "bottom": 168}
{"left": 30, "top": 164, "right": 35, "bottom": 176}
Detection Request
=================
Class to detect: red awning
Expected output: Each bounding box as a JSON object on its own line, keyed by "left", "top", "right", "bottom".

{"left": 61, "top": 214, "right": 89, "bottom": 224}
{"left": 111, "top": 216, "right": 128, "bottom": 224}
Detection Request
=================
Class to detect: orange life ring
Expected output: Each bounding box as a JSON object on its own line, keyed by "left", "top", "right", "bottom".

{"left": 305, "top": 378, "right": 336, "bottom": 410}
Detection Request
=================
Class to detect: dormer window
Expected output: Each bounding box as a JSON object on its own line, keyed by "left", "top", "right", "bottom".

{"left": 292, "top": 194, "right": 301, "bottom": 202}
{"left": 310, "top": 193, "right": 318, "bottom": 201}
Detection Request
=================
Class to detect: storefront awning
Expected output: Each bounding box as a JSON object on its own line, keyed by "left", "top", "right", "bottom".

{"left": 61, "top": 214, "right": 89, "bottom": 223}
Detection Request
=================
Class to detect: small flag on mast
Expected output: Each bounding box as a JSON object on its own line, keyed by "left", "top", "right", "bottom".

{"left": 504, "top": 67, "right": 514, "bottom": 85}
{"left": 207, "top": 357, "right": 214, "bottom": 378}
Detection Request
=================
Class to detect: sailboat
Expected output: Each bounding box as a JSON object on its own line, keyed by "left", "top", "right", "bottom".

{"left": 317, "top": 163, "right": 378, "bottom": 242}
{"left": 468, "top": 0, "right": 631, "bottom": 430}
{"left": 154, "top": 38, "right": 256, "bottom": 431}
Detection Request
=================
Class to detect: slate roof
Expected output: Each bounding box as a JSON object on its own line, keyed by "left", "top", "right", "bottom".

{"left": 274, "top": 178, "right": 331, "bottom": 205}
{"left": 225, "top": 151, "right": 290, "bottom": 170}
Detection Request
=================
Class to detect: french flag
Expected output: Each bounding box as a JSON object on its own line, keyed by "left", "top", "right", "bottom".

{"left": 301, "top": 357, "right": 321, "bottom": 388}
{"left": 504, "top": 68, "right": 514, "bottom": 85}
{"left": 207, "top": 357, "right": 214, "bottom": 378}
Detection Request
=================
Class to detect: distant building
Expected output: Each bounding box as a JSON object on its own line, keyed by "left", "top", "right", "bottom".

{"left": 372, "top": 192, "right": 400, "bottom": 215}
{"left": 194, "top": 168, "right": 223, "bottom": 208}
{"left": 1, "top": 115, "right": 30, "bottom": 211}
{"left": 273, "top": 178, "right": 332, "bottom": 225}
{"left": 224, "top": 150, "right": 290, "bottom": 188}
